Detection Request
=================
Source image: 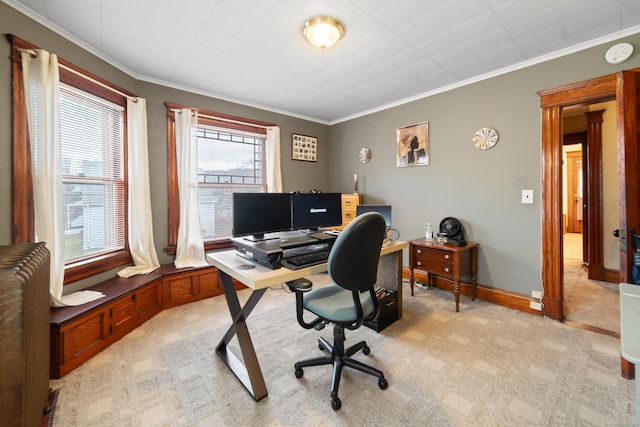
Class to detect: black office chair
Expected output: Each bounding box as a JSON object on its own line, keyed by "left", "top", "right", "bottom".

{"left": 287, "top": 212, "right": 388, "bottom": 410}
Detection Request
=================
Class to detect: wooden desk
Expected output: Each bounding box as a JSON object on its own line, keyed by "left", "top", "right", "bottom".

{"left": 206, "top": 241, "right": 407, "bottom": 401}
{"left": 408, "top": 238, "right": 479, "bottom": 312}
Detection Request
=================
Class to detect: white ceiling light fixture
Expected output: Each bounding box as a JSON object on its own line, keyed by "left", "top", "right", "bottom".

{"left": 302, "top": 16, "right": 344, "bottom": 49}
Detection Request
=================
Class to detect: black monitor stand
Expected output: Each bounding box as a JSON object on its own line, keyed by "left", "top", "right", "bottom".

{"left": 242, "top": 233, "right": 280, "bottom": 242}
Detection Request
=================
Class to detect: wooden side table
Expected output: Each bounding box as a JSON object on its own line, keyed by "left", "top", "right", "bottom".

{"left": 409, "top": 238, "right": 479, "bottom": 312}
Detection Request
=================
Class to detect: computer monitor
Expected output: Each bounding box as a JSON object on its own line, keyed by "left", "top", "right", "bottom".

{"left": 356, "top": 204, "right": 392, "bottom": 228}
{"left": 232, "top": 192, "right": 292, "bottom": 241}
{"left": 291, "top": 192, "right": 342, "bottom": 232}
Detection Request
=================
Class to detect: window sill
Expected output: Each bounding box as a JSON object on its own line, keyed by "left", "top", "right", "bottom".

{"left": 164, "top": 239, "right": 234, "bottom": 256}
{"left": 64, "top": 249, "right": 132, "bottom": 285}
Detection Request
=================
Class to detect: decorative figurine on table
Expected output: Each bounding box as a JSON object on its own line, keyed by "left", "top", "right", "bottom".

{"left": 354, "top": 174, "right": 358, "bottom": 194}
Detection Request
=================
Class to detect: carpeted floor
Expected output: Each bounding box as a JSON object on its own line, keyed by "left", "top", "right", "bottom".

{"left": 563, "top": 232, "right": 620, "bottom": 335}
{"left": 50, "top": 274, "right": 635, "bottom": 426}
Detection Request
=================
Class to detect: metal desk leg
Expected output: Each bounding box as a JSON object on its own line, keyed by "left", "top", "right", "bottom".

{"left": 216, "top": 270, "right": 268, "bottom": 401}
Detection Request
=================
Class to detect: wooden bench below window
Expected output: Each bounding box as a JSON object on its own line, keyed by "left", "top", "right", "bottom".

{"left": 50, "top": 264, "right": 241, "bottom": 378}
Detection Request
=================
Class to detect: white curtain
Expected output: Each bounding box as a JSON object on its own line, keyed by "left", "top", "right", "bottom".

{"left": 266, "top": 126, "right": 282, "bottom": 192}
{"left": 174, "top": 109, "right": 208, "bottom": 268}
{"left": 21, "top": 49, "right": 104, "bottom": 307}
{"left": 117, "top": 98, "right": 160, "bottom": 278}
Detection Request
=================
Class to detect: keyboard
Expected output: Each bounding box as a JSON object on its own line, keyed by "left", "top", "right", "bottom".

{"left": 284, "top": 249, "right": 330, "bottom": 269}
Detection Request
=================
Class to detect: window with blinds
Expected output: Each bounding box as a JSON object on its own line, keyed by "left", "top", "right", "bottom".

{"left": 196, "top": 125, "right": 266, "bottom": 240}
{"left": 59, "top": 83, "right": 125, "bottom": 262}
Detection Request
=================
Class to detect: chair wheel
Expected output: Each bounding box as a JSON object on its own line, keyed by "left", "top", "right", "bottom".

{"left": 331, "top": 396, "right": 341, "bottom": 410}
{"left": 378, "top": 378, "right": 388, "bottom": 389}
{"left": 295, "top": 368, "right": 304, "bottom": 378}
{"left": 362, "top": 346, "right": 370, "bottom": 355}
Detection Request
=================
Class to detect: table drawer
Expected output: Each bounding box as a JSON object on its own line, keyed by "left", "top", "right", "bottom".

{"left": 342, "top": 209, "right": 356, "bottom": 223}
{"left": 341, "top": 195, "right": 359, "bottom": 208}
{"left": 414, "top": 259, "right": 454, "bottom": 279}
{"left": 413, "top": 246, "right": 454, "bottom": 263}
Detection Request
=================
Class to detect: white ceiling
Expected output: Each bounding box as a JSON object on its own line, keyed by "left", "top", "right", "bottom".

{"left": 5, "top": 0, "right": 640, "bottom": 123}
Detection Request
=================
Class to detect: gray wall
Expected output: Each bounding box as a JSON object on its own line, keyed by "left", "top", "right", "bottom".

{"left": 2, "top": 2, "right": 640, "bottom": 297}
{"left": 329, "top": 33, "right": 640, "bottom": 296}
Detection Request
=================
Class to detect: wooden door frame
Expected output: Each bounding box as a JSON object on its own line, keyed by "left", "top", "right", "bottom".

{"left": 563, "top": 132, "right": 588, "bottom": 262}
{"left": 565, "top": 149, "right": 582, "bottom": 234}
{"left": 538, "top": 74, "right": 617, "bottom": 320}
{"left": 617, "top": 71, "right": 640, "bottom": 283}
{"left": 584, "top": 110, "right": 606, "bottom": 281}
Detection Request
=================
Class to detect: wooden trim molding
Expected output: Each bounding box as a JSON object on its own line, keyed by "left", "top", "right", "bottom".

{"left": 563, "top": 132, "right": 587, "bottom": 145}
{"left": 616, "top": 71, "right": 640, "bottom": 283}
{"left": 402, "top": 269, "right": 543, "bottom": 316}
{"left": 164, "top": 102, "right": 275, "bottom": 135}
{"left": 538, "top": 74, "right": 617, "bottom": 108}
{"left": 537, "top": 68, "right": 640, "bottom": 320}
{"left": 540, "top": 104, "right": 565, "bottom": 320}
{"left": 585, "top": 110, "right": 605, "bottom": 281}
{"left": 166, "top": 112, "right": 179, "bottom": 254}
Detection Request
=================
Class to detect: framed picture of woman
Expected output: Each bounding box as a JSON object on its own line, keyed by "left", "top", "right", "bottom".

{"left": 396, "top": 122, "right": 428, "bottom": 167}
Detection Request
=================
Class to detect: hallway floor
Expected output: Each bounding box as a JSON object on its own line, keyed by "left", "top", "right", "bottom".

{"left": 563, "top": 232, "right": 619, "bottom": 337}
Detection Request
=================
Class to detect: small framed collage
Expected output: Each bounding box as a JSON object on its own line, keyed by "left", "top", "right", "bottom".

{"left": 292, "top": 133, "right": 317, "bottom": 162}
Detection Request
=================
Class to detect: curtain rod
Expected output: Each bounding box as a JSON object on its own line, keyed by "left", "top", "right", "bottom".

{"left": 60, "top": 63, "right": 138, "bottom": 102}
{"left": 170, "top": 108, "right": 272, "bottom": 129}
{"left": 18, "top": 48, "right": 138, "bottom": 102}
{"left": 18, "top": 48, "right": 37, "bottom": 58}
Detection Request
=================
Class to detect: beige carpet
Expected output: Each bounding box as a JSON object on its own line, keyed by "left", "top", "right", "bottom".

{"left": 563, "top": 232, "right": 620, "bottom": 335}
{"left": 50, "top": 274, "right": 635, "bottom": 426}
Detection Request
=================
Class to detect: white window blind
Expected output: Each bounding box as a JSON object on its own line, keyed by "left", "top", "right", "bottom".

{"left": 58, "top": 83, "right": 125, "bottom": 262}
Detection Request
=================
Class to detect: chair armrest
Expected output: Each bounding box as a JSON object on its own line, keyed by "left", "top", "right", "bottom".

{"left": 287, "top": 278, "right": 324, "bottom": 330}
{"left": 286, "top": 278, "right": 313, "bottom": 292}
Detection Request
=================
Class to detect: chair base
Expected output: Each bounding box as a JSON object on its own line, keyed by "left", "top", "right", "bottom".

{"left": 294, "top": 325, "right": 387, "bottom": 410}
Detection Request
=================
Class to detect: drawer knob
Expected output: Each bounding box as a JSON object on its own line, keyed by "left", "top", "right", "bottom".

{"left": 416, "top": 249, "right": 422, "bottom": 254}
{"left": 444, "top": 254, "right": 450, "bottom": 260}
{"left": 444, "top": 267, "right": 450, "bottom": 273}
{"left": 417, "top": 261, "right": 422, "bottom": 266}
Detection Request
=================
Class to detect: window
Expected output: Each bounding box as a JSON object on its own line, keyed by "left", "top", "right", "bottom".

{"left": 11, "top": 36, "right": 133, "bottom": 283}
{"left": 59, "top": 84, "right": 125, "bottom": 262}
{"left": 197, "top": 126, "right": 266, "bottom": 240}
{"left": 166, "top": 103, "right": 276, "bottom": 254}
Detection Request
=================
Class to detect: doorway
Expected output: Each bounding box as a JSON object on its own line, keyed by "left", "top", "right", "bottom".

{"left": 565, "top": 149, "right": 583, "bottom": 235}
{"left": 538, "top": 70, "right": 640, "bottom": 328}
{"left": 561, "top": 106, "right": 620, "bottom": 336}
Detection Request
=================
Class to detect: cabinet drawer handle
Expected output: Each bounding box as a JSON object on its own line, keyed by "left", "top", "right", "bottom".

{"left": 444, "top": 254, "right": 450, "bottom": 260}
{"left": 417, "top": 261, "right": 422, "bottom": 266}
{"left": 345, "top": 201, "right": 352, "bottom": 206}
{"left": 444, "top": 267, "right": 450, "bottom": 273}
{"left": 416, "top": 249, "right": 422, "bottom": 254}
{"left": 345, "top": 213, "right": 352, "bottom": 219}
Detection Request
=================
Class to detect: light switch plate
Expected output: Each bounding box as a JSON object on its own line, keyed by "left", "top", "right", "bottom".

{"left": 522, "top": 190, "right": 533, "bottom": 204}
